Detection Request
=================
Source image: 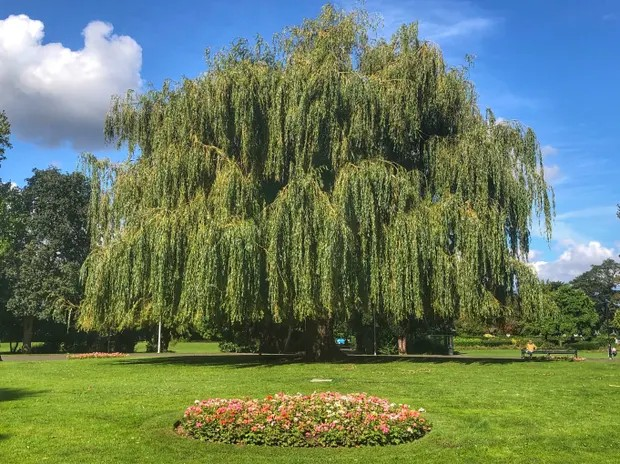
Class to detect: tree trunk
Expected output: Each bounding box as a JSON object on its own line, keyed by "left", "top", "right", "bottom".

{"left": 22, "top": 316, "right": 34, "bottom": 354}
{"left": 398, "top": 336, "right": 407, "bottom": 355}
{"left": 282, "top": 324, "right": 294, "bottom": 353}
{"left": 304, "top": 317, "right": 340, "bottom": 361}
{"left": 397, "top": 318, "right": 409, "bottom": 355}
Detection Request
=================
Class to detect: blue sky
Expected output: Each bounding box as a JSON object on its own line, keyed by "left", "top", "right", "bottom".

{"left": 0, "top": 0, "right": 618, "bottom": 281}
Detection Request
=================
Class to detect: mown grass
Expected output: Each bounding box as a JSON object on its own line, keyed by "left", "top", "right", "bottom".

{"left": 134, "top": 340, "right": 221, "bottom": 354}
{"left": 458, "top": 348, "right": 612, "bottom": 359}
{"left": 1, "top": 354, "right": 618, "bottom": 463}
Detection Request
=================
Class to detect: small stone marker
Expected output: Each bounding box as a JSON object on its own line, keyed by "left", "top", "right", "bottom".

{"left": 310, "top": 378, "right": 333, "bottom": 383}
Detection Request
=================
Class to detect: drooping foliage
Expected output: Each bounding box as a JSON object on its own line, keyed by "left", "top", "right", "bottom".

{"left": 267, "top": 172, "right": 355, "bottom": 323}
{"left": 80, "top": 5, "right": 553, "bottom": 356}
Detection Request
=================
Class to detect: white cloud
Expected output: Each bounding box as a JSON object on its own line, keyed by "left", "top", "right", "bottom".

{"left": 540, "top": 144, "right": 558, "bottom": 157}
{"left": 353, "top": 0, "right": 499, "bottom": 44}
{"left": 531, "top": 241, "right": 617, "bottom": 282}
{"left": 543, "top": 164, "right": 562, "bottom": 184}
{"left": 0, "top": 15, "right": 142, "bottom": 150}
{"left": 422, "top": 16, "right": 494, "bottom": 41}
{"left": 556, "top": 206, "right": 618, "bottom": 221}
{"left": 527, "top": 249, "right": 541, "bottom": 261}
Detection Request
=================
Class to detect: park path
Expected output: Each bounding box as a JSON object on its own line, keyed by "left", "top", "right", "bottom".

{"left": 0, "top": 351, "right": 613, "bottom": 363}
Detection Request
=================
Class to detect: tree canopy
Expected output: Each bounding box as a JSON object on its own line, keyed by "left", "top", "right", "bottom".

{"left": 527, "top": 283, "right": 598, "bottom": 339}
{"left": 5, "top": 168, "right": 90, "bottom": 352}
{"left": 571, "top": 258, "right": 620, "bottom": 331}
{"left": 80, "top": 5, "right": 553, "bottom": 358}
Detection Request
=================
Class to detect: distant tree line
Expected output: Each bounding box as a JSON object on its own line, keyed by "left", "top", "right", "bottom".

{"left": 456, "top": 259, "right": 619, "bottom": 344}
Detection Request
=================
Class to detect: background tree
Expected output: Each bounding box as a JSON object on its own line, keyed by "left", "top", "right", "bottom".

{"left": 80, "top": 6, "right": 553, "bottom": 359}
{"left": 0, "top": 110, "right": 11, "bottom": 168}
{"left": 0, "top": 113, "right": 18, "bottom": 350}
{"left": 613, "top": 205, "right": 620, "bottom": 331}
{"left": 571, "top": 258, "right": 620, "bottom": 332}
{"left": 0, "top": 181, "right": 24, "bottom": 350}
{"left": 6, "top": 168, "right": 90, "bottom": 353}
{"left": 527, "top": 284, "right": 598, "bottom": 341}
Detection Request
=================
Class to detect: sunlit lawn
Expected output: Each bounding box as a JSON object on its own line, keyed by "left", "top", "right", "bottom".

{"left": 1, "top": 353, "right": 618, "bottom": 463}
{"left": 134, "top": 340, "right": 222, "bottom": 354}
{"left": 458, "top": 348, "right": 612, "bottom": 359}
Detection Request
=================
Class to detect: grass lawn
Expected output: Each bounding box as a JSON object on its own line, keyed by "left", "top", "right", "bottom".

{"left": 134, "top": 340, "right": 221, "bottom": 354}
{"left": 457, "top": 348, "right": 612, "bottom": 359}
{"left": 1, "top": 355, "right": 618, "bottom": 463}
{"left": 1, "top": 340, "right": 222, "bottom": 355}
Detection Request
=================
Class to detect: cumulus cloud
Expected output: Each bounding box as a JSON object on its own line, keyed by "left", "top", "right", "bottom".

{"left": 0, "top": 15, "right": 142, "bottom": 150}
{"left": 531, "top": 241, "right": 617, "bottom": 282}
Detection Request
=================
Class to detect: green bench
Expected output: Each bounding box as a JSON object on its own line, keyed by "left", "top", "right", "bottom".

{"left": 521, "top": 348, "right": 578, "bottom": 359}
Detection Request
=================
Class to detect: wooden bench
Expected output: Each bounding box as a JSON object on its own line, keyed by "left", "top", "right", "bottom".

{"left": 521, "top": 348, "right": 578, "bottom": 359}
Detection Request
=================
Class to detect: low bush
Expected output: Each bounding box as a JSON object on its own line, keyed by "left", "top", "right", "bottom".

{"left": 454, "top": 336, "right": 515, "bottom": 349}
{"left": 218, "top": 340, "right": 259, "bottom": 353}
{"left": 565, "top": 339, "right": 609, "bottom": 351}
{"left": 176, "top": 392, "right": 431, "bottom": 447}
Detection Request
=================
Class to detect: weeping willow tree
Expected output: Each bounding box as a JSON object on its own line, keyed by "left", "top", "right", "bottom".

{"left": 79, "top": 5, "right": 553, "bottom": 359}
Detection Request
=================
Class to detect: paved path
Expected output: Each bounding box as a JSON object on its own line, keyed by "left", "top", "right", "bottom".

{"left": 1, "top": 351, "right": 613, "bottom": 363}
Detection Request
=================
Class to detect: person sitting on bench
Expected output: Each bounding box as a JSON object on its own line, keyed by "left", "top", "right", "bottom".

{"left": 525, "top": 340, "right": 537, "bottom": 355}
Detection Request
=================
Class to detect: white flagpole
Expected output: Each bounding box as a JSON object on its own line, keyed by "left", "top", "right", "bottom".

{"left": 157, "top": 317, "right": 162, "bottom": 354}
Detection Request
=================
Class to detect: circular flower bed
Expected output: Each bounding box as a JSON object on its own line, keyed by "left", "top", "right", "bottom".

{"left": 176, "top": 392, "right": 431, "bottom": 447}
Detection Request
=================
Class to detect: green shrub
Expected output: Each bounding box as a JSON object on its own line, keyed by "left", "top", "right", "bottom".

{"left": 454, "top": 336, "right": 515, "bottom": 349}
{"left": 565, "top": 339, "right": 609, "bottom": 350}
{"left": 218, "top": 340, "right": 259, "bottom": 353}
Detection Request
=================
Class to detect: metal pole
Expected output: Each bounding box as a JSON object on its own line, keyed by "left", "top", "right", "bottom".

{"left": 157, "top": 317, "right": 162, "bottom": 354}
{"left": 372, "top": 306, "right": 377, "bottom": 356}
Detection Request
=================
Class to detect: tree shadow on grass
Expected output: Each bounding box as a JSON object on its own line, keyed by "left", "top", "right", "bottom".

{"left": 116, "top": 352, "right": 533, "bottom": 368}
{"left": 0, "top": 387, "right": 48, "bottom": 403}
